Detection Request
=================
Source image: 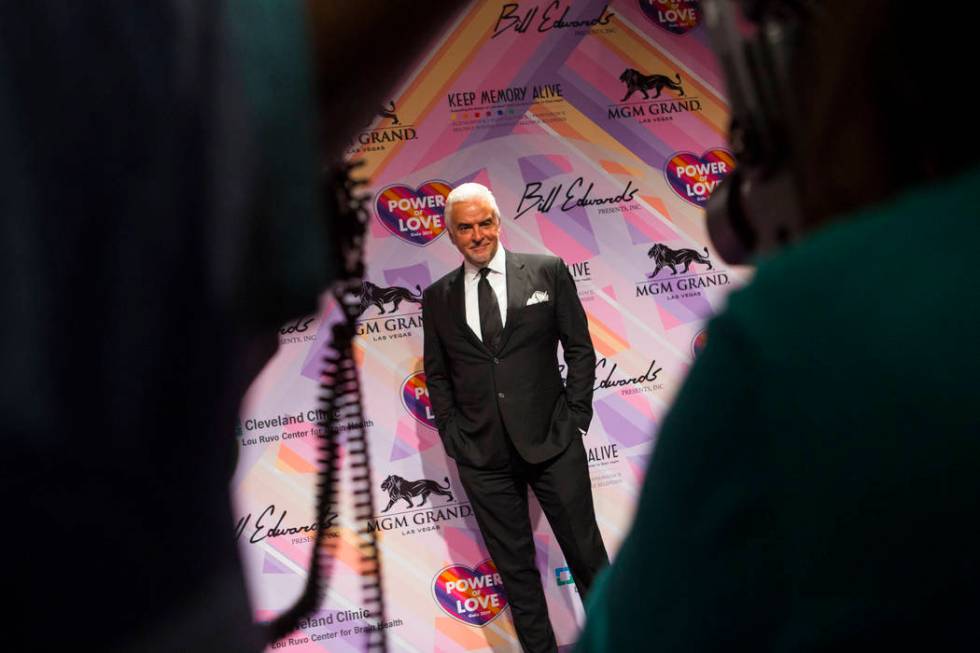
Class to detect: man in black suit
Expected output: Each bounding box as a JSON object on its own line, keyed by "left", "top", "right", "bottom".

{"left": 422, "top": 182, "right": 608, "bottom": 653}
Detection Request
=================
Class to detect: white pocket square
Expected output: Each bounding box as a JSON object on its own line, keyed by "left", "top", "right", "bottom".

{"left": 526, "top": 290, "right": 550, "bottom": 305}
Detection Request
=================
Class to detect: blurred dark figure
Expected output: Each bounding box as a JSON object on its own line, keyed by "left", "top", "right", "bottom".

{"left": 578, "top": 1, "right": 980, "bottom": 651}
{"left": 0, "top": 1, "right": 458, "bottom": 650}
{"left": 1, "top": 2, "right": 328, "bottom": 650}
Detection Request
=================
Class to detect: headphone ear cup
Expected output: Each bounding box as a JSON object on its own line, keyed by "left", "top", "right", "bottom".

{"left": 706, "top": 169, "right": 755, "bottom": 265}
{"left": 703, "top": 0, "right": 812, "bottom": 262}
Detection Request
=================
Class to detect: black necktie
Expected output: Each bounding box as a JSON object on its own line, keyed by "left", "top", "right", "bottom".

{"left": 478, "top": 267, "right": 503, "bottom": 350}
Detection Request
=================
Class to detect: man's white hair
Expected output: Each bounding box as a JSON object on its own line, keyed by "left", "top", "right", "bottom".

{"left": 444, "top": 182, "right": 501, "bottom": 227}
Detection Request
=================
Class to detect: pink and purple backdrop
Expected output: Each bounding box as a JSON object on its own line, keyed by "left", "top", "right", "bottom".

{"left": 234, "top": 1, "right": 741, "bottom": 650}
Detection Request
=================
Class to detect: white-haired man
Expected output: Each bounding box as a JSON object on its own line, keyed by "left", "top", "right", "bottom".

{"left": 422, "top": 182, "right": 608, "bottom": 652}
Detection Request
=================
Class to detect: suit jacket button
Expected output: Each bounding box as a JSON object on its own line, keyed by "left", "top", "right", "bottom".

{"left": 497, "top": 392, "right": 505, "bottom": 399}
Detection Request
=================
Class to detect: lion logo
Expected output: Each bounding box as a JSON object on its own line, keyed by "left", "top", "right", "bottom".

{"left": 380, "top": 100, "right": 400, "bottom": 125}
{"left": 355, "top": 281, "right": 423, "bottom": 317}
{"left": 619, "top": 68, "right": 685, "bottom": 102}
{"left": 380, "top": 475, "right": 454, "bottom": 512}
{"left": 647, "top": 243, "right": 712, "bottom": 278}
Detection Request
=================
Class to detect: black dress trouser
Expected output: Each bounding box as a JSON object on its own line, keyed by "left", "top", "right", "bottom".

{"left": 456, "top": 435, "right": 609, "bottom": 653}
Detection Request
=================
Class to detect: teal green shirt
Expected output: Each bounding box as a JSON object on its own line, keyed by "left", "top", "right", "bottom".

{"left": 578, "top": 167, "right": 980, "bottom": 651}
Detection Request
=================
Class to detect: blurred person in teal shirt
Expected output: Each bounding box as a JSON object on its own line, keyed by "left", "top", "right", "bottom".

{"left": 578, "top": 1, "right": 980, "bottom": 651}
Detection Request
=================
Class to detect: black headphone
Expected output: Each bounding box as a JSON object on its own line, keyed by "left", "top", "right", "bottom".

{"left": 702, "top": 0, "right": 816, "bottom": 264}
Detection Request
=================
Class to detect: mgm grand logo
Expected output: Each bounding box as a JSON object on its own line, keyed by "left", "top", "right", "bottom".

{"left": 354, "top": 281, "right": 424, "bottom": 341}
{"left": 380, "top": 474, "right": 453, "bottom": 512}
{"left": 379, "top": 100, "right": 400, "bottom": 125}
{"left": 636, "top": 243, "right": 730, "bottom": 299}
{"left": 347, "top": 100, "right": 418, "bottom": 154}
{"left": 608, "top": 68, "right": 701, "bottom": 122}
{"left": 369, "top": 474, "right": 473, "bottom": 535}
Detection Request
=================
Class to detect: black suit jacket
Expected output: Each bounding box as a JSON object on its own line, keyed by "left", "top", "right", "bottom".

{"left": 422, "top": 251, "right": 596, "bottom": 468}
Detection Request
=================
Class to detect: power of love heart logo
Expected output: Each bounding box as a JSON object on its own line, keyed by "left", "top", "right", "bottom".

{"left": 639, "top": 0, "right": 701, "bottom": 35}
{"left": 664, "top": 149, "right": 735, "bottom": 206}
{"left": 375, "top": 180, "right": 452, "bottom": 246}
{"left": 401, "top": 371, "right": 437, "bottom": 430}
{"left": 432, "top": 559, "right": 509, "bottom": 626}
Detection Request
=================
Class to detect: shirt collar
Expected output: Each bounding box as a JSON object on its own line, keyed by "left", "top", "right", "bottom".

{"left": 464, "top": 245, "right": 506, "bottom": 281}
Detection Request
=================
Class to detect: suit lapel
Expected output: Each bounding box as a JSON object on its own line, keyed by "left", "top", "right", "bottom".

{"left": 449, "top": 265, "right": 489, "bottom": 353}
{"left": 498, "top": 251, "right": 530, "bottom": 351}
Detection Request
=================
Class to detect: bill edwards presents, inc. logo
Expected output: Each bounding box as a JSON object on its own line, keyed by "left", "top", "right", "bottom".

{"left": 664, "top": 149, "right": 734, "bottom": 206}
{"left": 375, "top": 180, "right": 451, "bottom": 246}
{"left": 401, "top": 371, "right": 436, "bottom": 429}
{"left": 278, "top": 314, "right": 317, "bottom": 345}
{"left": 515, "top": 176, "right": 639, "bottom": 220}
{"left": 594, "top": 356, "right": 663, "bottom": 395}
{"left": 491, "top": 1, "right": 615, "bottom": 39}
{"left": 433, "top": 560, "right": 509, "bottom": 626}
{"left": 234, "top": 504, "right": 338, "bottom": 546}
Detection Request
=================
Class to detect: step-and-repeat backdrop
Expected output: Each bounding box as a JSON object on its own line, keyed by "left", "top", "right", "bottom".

{"left": 234, "top": 1, "right": 739, "bottom": 650}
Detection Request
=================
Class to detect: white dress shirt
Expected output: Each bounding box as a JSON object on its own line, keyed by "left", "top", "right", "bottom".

{"left": 463, "top": 245, "right": 507, "bottom": 342}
